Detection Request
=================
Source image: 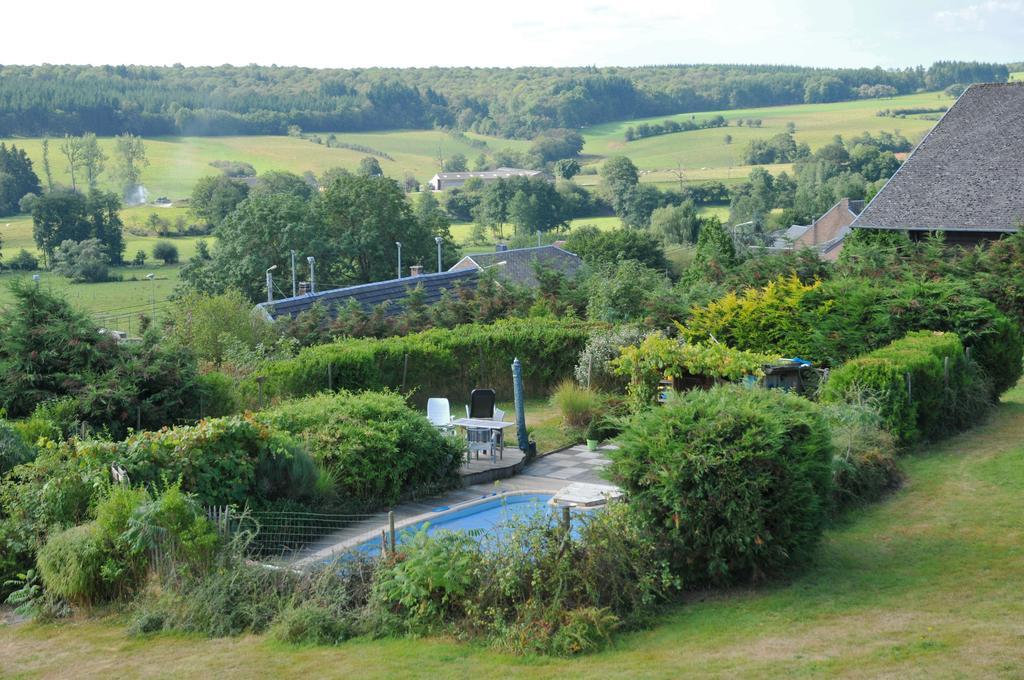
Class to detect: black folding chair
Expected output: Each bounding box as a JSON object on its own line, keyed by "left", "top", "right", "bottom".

{"left": 466, "top": 389, "right": 498, "bottom": 462}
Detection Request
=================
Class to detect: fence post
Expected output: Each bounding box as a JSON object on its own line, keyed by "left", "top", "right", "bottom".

{"left": 380, "top": 530, "right": 388, "bottom": 558}
{"left": 512, "top": 358, "right": 529, "bottom": 454}
{"left": 944, "top": 356, "right": 950, "bottom": 388}
{"left": 389, "top": 511, "right": 396, "bottom": 555}
{"left": 401, "top": 353, "right": 409, "bottom": 393}
{"left": 906, "top": 372, "right": 912, "bottom": 402}
{"left": 328, "top": 364, "right": 333, "bottom": 391}
{"left": 561, "top": 505, "right": 571, "bottom": 535}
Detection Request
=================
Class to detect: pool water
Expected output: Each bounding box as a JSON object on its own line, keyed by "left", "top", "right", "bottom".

{"left": 345, "top": 493, "right": 576, "bottom": 558}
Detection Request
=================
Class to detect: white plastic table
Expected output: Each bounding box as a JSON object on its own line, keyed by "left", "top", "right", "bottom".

{"left": 451, "top": 418, "right": 514, "bottom": 463}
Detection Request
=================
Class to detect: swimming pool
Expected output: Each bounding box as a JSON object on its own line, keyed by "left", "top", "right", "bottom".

{"left": 339, "top": 492, "right": 585, "bottom": 559}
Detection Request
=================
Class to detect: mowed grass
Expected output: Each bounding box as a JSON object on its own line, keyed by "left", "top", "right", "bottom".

{"left": 0, "top": 130, "right": 530, "bottom": 201}
{"left": 3, "top": 381, "right": 1024, "bottom": 677}
{"left": 2, "top": 90, "right": 951, "bottom": 201}
{"left": 0, "top": 206, "right": 204, "bottom": 320}
{"left": 580, "top": 90, "right": 952, "bottom": 180}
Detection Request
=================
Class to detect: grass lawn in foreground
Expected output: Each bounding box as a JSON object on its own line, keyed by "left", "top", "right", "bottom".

{"left": 4, "top": 381, "right": 1023, "bottom": 678}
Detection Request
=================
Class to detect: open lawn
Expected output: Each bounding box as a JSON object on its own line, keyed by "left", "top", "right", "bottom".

{"left": 0, "top": 130, "right": 530, "bottom": 201}
{"left": 2, "top": 90, "right": 950, "bottom": 202}
{"left": 579, "top": 90, "right": 951, "bottom": 183}
{"left": 4, "top": 380, "right": 1024, "bottom": 678}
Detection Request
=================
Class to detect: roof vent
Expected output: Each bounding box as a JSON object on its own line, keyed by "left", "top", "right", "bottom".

{"left": 409, "top": 265, "right": 423, "bottom": 277}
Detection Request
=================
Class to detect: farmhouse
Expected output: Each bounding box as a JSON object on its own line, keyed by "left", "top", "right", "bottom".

{"left": 772, "top": 198, "right": 864, "bottom": 260}
{"left": 257, "top": 245, "right": 582, "bottom": 321}
{"left": 851, "top": 82, "right": 1024, "bottom": 247}
{"left": 428, "top": 167, "right": 547, "bottom": 191}
{"left": 449, "top": 244, "right": 583, "bottom": 288}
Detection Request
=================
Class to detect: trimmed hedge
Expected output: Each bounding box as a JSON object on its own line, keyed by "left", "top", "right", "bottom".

{"left": 259, "top": 391, "right": 462, "bottom": 508}
{"left": 608, "top": 385, "right": 834, "bottom": 586}
{"left": 684, "top": 277, "right": 1023, "bottom": 397}
{"left": 247, "top": 318, "right": 591, "bottom": 406}
{"left": 821, "top": 331, "right": 990, "bottom": 446}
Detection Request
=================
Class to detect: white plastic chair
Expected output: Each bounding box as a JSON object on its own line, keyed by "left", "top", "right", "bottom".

{"left": 427, "top": 398, "right": 453, "bottom": 432}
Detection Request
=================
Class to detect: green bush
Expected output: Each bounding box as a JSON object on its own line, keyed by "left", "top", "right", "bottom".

{"left": 822, "top": 396, "right": 902, "bottom": 511}
{"left": 261, "top": 392, "right": 461, "bottom": 508}
{"left": 36, "top": 523, "right": 107, "bottom": 606}
{"left": 247, "top": 318, "right": 590, "bottom": 406}
{"left": 683, "top": 276, "right": 1023, "bottom": 397}
{"left": 550, "top": 380, "right": 605, "bottom": 430}
{"left": 269, "top": 602, "right": 358, "bottom": 645}
{"left": 821, "top": 331, "right": 989, "bottom": 446}
{"left": 196, "top": 372, "right": 241, "bottom": 418}
{"left": 84, "top": 415, "right": 317, "bottom": 507}
{"left": 608, "top": 386, "right": 834, "bottom": 586}
{"left": 0, "top": 419, "right": 35, "bottom": 476}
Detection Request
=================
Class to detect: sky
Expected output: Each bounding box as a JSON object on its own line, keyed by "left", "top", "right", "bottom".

{"left": 1, "top": 0, "right": 1022, "bottom": 69}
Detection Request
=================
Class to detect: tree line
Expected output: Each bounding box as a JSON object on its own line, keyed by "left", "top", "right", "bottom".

{"left": 0, "top": 61, "right": 1008, "bottom": 139}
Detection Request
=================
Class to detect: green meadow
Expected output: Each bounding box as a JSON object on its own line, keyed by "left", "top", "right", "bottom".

{"left": 1, "top": 90, "right": 949, "bottom": 200}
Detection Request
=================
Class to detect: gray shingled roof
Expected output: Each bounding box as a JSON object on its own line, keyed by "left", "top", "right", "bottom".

{"left": 853, "top": 83, "right": 1024, "bottom": 233}
{"left": 256, "top": 269, "right": 480, "bottom": 320}
{"left": 458, "top": 245, "right": 583, "bottom": 288}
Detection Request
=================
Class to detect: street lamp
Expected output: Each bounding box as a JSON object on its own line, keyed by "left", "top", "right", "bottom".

{"left": 290, "top": 249, "right": 297, "bottom": 297}
{"left": 434, "top": 236, "right": 444, "bottom": 273}
{"left": 145, "top": 273, "right": 156, "bottom": 323}
{"left": 265, "top": 265, "right": 277, "bottom": 304}
{"left": 307, "top": 256, "right": 316, "bottom": 294}
{"left": 395, "top": 241, "right": 402, "bottom": 279}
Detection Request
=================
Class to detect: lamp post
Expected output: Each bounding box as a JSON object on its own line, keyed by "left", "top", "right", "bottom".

{"left": 307, "top": 256, "right": 316, "bottom": 294}
{"left": 434, "top": 236, "right": 443, "bottom": 273}
{"left": 145, "top": 273, "right": 156, "bottom": 323}
{"left": 396, "top": 241, "right": 402, "bottom": 279}
{"left": 265, "top": 265, "right": 277, "bottom": 304}
{"left": 290, "top": 250, "right": 297, "bottom": 297}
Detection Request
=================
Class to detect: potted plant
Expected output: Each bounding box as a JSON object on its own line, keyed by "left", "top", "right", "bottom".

{"left": 585, "top": 418, "right": 601, "bottom": 451}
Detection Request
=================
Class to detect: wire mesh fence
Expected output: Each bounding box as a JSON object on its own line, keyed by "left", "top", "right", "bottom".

{"left": 201, "top": 506, "right": 388, "bottom": 565}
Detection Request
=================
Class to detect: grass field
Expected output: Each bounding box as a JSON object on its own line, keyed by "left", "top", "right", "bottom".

{"left": 4, "top": 380, "right": 1023, "bottom": 678}
{"left": 1, "top": 90, "right": 950, "bottom": 201}
{"left": 578, "top": 90, "right": 951, "bottom": 186}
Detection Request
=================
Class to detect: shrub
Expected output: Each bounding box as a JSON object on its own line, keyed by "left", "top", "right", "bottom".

{"left": 0, "top": 418, "right": 35, "bottom": 476}
{"left": 260, "top": 391, "right": 461, "bottom": 508}
{"left": 36, "top": 523, "right": 106, "bottom": 605}
{"left": 550, "top": 380, "right": 604, "bottom": 430}
{"left": 822, "top": 397, "right": 901, "bottom": 511}
{"left": 573, "top": 325, "right": 648, "bottom": 391}
{"left": 821, "top": 331, "right": 989, "bottom": 445}
{"left": 249, "top": 318, "right": 589, "bottom": 406}
{"left": 269, "top": 602, "right": 357, "bottom": 645}
{"left": 608, "top": 386, "right": 834, "bottom": 585}
{"left": 152, "top": 241, "right": 179, "bottom": 264}
{"left": 51, "top": 239, "right": 114, "bottom": 283}
{"left": 196, "top": 372, "right": 240, "bottom": 418}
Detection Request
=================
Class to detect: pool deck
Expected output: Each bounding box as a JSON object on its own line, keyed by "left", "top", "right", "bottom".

{"left": 289, "top": 443, "right": 617, "bottom": 568}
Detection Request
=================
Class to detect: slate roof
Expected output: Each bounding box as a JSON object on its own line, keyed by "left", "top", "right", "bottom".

{"left": 256, "top": 269, "right": 480, "bottom": 320}
{"left": 770, "top": 224, "right": 811, "bottom": 248}
{"left": 853, "top": 83, "right": 1024, "bottom": 233}
{"left": 453, "top": 245, "right": 583, "bottom": 288}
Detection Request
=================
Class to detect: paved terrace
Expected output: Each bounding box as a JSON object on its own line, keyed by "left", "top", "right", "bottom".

{"left": 290, "top": 444, "right": 616, "bottom": 568}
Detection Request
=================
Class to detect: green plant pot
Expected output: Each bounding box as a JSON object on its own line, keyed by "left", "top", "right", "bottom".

{"left": 586, "top": 439, "right": 599, "bottom": 451}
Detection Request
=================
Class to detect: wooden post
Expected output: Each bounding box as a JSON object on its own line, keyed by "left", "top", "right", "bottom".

{"left": 561, "top": 506, "right": 571, "bottom": 535}
{"left": 328, "top": 364, "right": 333, "bottom": 391}
{"left": 401, "top": 353, "right": 409, "bottom": 392}
{"left": 944, "top": 356, "right": 950, "bottom": 387}
{"left": 136, "top": 405, "right": 142, "bottom": 431}
{"left": 388, "top": 511, "right": 396, "bottom": 555}
{"left": 380, "top": 530, "right": 388, "bottom": 558}
{"left": 906, "top": 372, "right": 912, "bottom": 401}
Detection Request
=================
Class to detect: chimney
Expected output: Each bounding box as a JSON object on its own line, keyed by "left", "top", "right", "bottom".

{"left": 409, "top": 265, "right": 423, "bottom": 277}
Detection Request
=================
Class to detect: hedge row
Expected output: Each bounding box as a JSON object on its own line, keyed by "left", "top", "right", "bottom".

{"left": 821, "top": 331, "right": 990, "bottom": 445}
{"left": 684, "top": 276, "right": 1023, "bottom": 396}
{"left": 248, "top": 318, "right": 591, "bottom": 405}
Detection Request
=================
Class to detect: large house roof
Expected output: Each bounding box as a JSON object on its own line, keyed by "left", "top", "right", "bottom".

{"left": 853, "top": 83, "right": 1024, "bottom": 233}
{"left": 453, "top": 245, "right": 583, "bottom": 288}
{"left": 430, "top": 167, "right": 543, "bottom": 180}
{"left": 256, "top": 269, "right": 480, "bottom": 320}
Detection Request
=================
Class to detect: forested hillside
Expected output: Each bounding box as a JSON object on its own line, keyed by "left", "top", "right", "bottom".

{"left": 0, "top": 61, "right": 1007, "bottom": 139}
